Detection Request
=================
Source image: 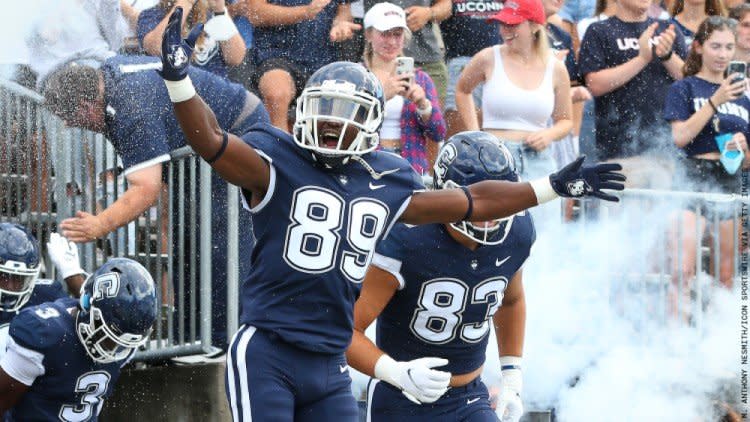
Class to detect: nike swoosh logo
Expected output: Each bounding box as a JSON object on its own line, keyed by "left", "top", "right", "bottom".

{"left": 467, "top": 397, "right": 481, "bottom": 405}
{"left": 339, "top": 364, "right": 348, "bottom": 373}
{"left": 495, "top": 256, "right": 511, "bottom": 267}
{"left": 369, "top": 182, "right": 385, "bottom": 190}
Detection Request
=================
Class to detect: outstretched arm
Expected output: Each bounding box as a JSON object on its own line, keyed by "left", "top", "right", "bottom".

{"left": 401, "top": 156, "right": 625, "bottom": 225}
{"left": 160, "top": 7, "right": 270, "bottom": 200}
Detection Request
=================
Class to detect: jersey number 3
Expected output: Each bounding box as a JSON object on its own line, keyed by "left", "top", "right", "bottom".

{"left": 59, "top": 371, "right": 111, "bottom": 422}
{"left": 284, "top": 187, "right": 389, "bottom": 282}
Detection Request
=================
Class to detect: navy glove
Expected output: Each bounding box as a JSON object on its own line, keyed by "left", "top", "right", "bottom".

{"left": 549, "top": 156, "right": 626, "bottom": 202}
{"left": 159, "top": 7, "right": 203, "bottom": 81}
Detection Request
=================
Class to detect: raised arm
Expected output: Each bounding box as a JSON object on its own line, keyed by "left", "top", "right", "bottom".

{"left": 160, "top": 7, "right": 270, "bottom": 200}
{"left": 400, "top": 156, "right": 626, "bottom": 225}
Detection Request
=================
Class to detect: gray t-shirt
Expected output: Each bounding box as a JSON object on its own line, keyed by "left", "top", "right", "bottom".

{"left": 364, "top": 0, "right": 443, "bottom": 63}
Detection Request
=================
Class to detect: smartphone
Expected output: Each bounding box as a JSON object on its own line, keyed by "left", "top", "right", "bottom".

{"left": 726, "top": 61, "right": 747, "bottom": 83}
{"left": 395, "top": 57, "right": 415, "bottom": 85}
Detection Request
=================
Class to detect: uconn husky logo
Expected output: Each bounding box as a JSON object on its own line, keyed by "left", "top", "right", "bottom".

{"left": 434, "top": 143, "right": 458, "bottom": 182}
{"left": 168, "top": 45, "right": 189, "bottom": 68}
{"left": 566, "top": 180, "right": 589, "bottom": 197}
{"left": 92, "top": 273, "right": 121, "bottom": 300}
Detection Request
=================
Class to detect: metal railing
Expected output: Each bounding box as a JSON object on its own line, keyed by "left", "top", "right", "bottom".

{"left": 0, "top": 78, "right": 240, "bottom": 360}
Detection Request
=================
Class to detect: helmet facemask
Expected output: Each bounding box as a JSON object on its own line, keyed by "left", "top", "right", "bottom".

{"left": 293, "top": 80, "right": 382, "bottom": 168}
{"left": 443, "top": 180, "right": 515, "bottom": 245}
{"left": 0, "top": 261, "right": 39, "bottom": 313}
{"left": 76, "top": 299, "right": 152, "bottom": 364}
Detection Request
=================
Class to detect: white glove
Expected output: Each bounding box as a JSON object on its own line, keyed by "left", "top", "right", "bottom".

{"left": 496, "top": 356, "right": 524, "bottom": 422}
{"left": 46, "top": 233, "right": 85, "bottom": 279}
{"left": 204, "top": 14, "right": 239, "bottom": 42}
{"left": 374, "top": 355, "right": 451, "bottom": 404}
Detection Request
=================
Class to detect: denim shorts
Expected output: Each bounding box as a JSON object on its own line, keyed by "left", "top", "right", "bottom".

{"left": 445, "top": 56, "right": 484, "bottom": 112}
{"left": 558, "top": 0, "right": 596, "bottom": 23}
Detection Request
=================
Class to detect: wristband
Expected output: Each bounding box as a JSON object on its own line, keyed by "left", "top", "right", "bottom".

{"left": 529, "top": 177, "right": 558, "bottom": 204}
{"left": 499, "top": 356, "right": 522, "bottom": 371}
{"left": 205, "top": 14, "right": 239, "bottom": 41}
{"left": 164, "top": 76, "right": 196, "bottom": 103}
{"left": 417, "top": 101, "right": 433, "bottom": 118}
{"left": 657, "top": 49, "right": 673, "bottom": 61}
{"left": 213, "top": 8, "right": 227, "bottom": 15}
{"left": 459, "top": 185, "right": 473, "bottom": 221}
{"left": 164, "top": 76, "right": 195, "bottom": 103}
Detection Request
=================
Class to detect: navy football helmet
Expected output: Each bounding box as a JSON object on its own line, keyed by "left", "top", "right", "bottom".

{"left": 0, "top": 223, "right": 41, "bottom": 312}
{"left": 77, "top": 258, "right": 157, "bottom": 363}
{"left": 433, "top": 131, "right": 519, "bottom": 245}
{"left": 293, "top": 61, "right": 385, "bottom": 168}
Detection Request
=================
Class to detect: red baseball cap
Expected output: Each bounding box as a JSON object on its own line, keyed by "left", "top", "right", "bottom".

{"left": 489, "top": 0, "right": 546, "bottom": 25}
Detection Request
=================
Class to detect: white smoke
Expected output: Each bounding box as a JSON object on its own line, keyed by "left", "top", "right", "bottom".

{"left": 482, "top": 197, "right": 741, "bottom": 422}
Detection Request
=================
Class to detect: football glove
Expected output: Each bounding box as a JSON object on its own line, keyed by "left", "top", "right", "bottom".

{"left": 47, "top": 233, "right": 85, "bottom": 279}
{"left": 374, "top": 355, "right": 451, "bottom": 404}
{"left": 159, "top": 7, "right": 204, "bottom": 82}
{"left": 548, "top": 155, "right": 626, "bottom": 202}
{"left": 496, "top": 357, "right": 524, "bottom": 422}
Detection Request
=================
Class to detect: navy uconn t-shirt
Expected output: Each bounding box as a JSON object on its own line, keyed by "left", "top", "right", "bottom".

{"left": 238, "top": 124, "right": 423, "bottom": 354}
{"left": 440, "top": 0, "right": 502, "bottom": 60}
{"left": 664, "top": 76, "right": 750, "bottom": 156}
{"left": 373, "top": 213, "right": 535, "bottom": 374}
{"left": 579, "top": 17, "right": 688, "bottom": 159}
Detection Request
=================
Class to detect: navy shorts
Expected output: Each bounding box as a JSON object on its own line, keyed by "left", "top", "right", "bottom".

{"left": 225, "top": 325, "right": 359, "bottom": 422}
{"left": 366, "top": 376, "right": 497, "bottom": 422}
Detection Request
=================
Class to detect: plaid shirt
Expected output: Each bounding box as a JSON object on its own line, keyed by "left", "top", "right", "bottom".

{"left": 392, "top": 69, "right": 446, "bottom": 174}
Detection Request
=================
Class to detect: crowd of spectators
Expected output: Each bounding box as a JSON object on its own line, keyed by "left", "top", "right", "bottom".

{"left": 2, "top": 0, "right": 747, "bottom": 353}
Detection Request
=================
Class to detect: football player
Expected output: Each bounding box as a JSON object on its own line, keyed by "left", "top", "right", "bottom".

{"left": 347, "top": 133, "right": 533, "bottom": 422}
{"left": 0, "top": 225, "right": 86, "bottom": 355}
{"left": 159, "top": 7, "right": 625, "bottom": 421}
{"left": 0, "top": 258, "right": 157, "bottom": 421}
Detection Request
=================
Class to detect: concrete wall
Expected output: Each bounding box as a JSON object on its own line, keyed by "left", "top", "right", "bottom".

{"left": 102, "top": 362, "right": 231, "bottom": 422}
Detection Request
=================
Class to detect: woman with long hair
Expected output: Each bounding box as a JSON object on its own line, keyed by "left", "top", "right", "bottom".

{"left": 361, "top": 2, "right": 446, "bottom": 175}
{"left": 670, "top": 0, "right": 727, "bottom": 48}
{"left": 138, "top": 0, "right": 245, "bottom": 78}
{"left": 455, "top": 0, "right": 572, "bottom": 182}
{"left": 663, "top": 16, "right": 748, "bottom": 298}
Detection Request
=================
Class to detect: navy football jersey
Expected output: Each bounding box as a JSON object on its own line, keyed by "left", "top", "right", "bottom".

{"left": 0, "top": 279, "right": 67, "bottom": 327}
{"left": 101, "top": 55, "right": 252, "bottom": 172}
{"left": 373, "top": 212, "right": 535, "bottom": 374}
{"left": 238, "top": 124, "right": 423, "bottom": 354}
{"left": 0, "top": 279, "right": 67, "bottom": 358}
{"left": 3, "top": 298, "right": 128, "bottom": 422}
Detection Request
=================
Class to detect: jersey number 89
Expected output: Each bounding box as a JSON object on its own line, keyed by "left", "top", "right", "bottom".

{"left": 284, "top": 187, "right": 389, "bottom": 282}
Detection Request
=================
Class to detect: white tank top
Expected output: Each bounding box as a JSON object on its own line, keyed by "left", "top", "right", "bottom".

{"left": 481, "top": 45, "right": 556, "bottom": 132}
{"left": 380, "top": 95, "right": 404, "bottom": 140}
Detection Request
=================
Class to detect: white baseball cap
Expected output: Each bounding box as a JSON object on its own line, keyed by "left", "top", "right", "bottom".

{"left": 364, "top": 2, "right": 411, "bottom": 33}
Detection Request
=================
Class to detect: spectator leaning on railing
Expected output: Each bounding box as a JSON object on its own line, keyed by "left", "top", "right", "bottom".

{"left": 362, "top": 2, "right": 446, "bottom": 175}
{"left": 42, "top": 54, "right": 269, "bottom": 350}
{"left": 138, "top": 0, "right": 246, "bottom": 79}
{"left": 579, "top": 0, "right": 688, "bottom": 186}
{"left": 663, "top": 16, "right": 747, "bottom": 290}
